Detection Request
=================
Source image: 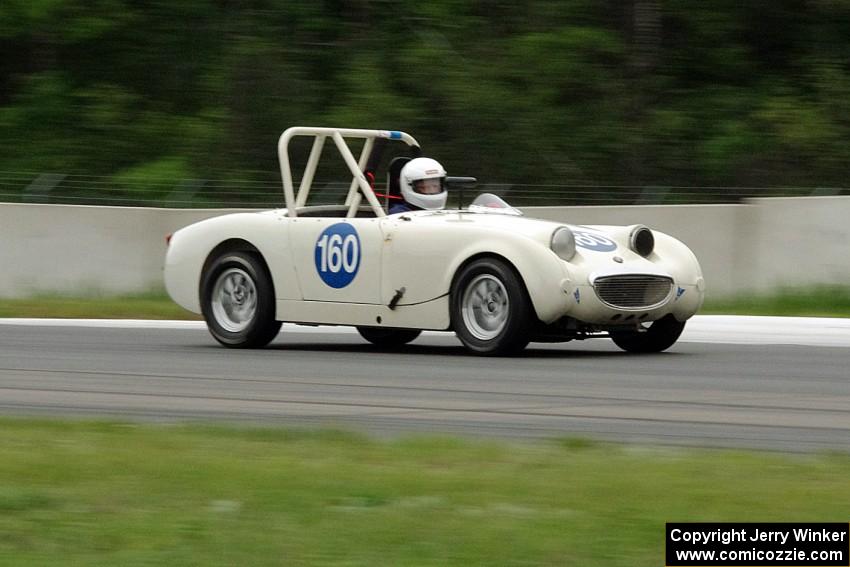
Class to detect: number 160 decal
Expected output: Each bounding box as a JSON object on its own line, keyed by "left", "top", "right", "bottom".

{"left": 314, "top": 223, "right": 361, "bottom": 288}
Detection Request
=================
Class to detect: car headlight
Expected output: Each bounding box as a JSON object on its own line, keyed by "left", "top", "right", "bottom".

{"left": 550, "top": 227, "right": 576, "bottom": 261}
{"left": 629, "top": 225, "right": 654, "bottom": 257}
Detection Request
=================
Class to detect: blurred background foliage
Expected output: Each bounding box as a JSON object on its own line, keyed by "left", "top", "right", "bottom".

{"left": 1, "top": 0, "right": 849, "bottom": 206}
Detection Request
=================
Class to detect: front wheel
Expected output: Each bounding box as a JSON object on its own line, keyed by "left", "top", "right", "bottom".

{"left": 609, "top": 315, "right": 685, "bottom": 353}
{"left": 356, "top": 327, "right": 422, "bottom": 347}
{"left": 201, "top": 251, "right": 281, "bottom": 348}
{"left": 451, "top": 258, "right": 534, "bottom": 356}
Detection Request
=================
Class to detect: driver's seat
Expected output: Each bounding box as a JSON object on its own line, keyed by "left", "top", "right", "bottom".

{"left": 386, "top": 156, "right": 411, "bottom": 206}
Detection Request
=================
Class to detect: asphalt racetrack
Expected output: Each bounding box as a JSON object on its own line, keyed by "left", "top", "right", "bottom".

{"left": 1, "top": 316, "right": 849, "bottom": 452}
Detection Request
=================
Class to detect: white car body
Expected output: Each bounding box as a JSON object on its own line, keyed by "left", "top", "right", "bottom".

{"left": 165, "top": 127, "right": 705, "bottom": 354}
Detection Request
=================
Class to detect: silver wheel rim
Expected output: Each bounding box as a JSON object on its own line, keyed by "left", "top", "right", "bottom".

{"left": 211, "top": 268, "right": 258, "bottom": 332}
{"left": 461, "top": 274, "right": 509, "bottom": 340}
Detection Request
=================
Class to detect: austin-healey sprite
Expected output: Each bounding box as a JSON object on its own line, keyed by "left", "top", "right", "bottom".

{"left": 164, "top": 127, "right": 705, "bottom": 355}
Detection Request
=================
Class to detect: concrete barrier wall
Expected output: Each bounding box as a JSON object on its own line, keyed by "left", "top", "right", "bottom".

{"left": 0, "top": 204, "right": 250, "bottom": 298}
{"left": 2, "top": 197, "right": 848, "bottom": 298}
{"left": 745, "top": 196, "right": 850, "bottom": 292}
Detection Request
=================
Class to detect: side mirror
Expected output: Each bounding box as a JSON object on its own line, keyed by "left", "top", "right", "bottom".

{"left": 445, "top": 176, "right": 477, "bottom": 188}
{"left": 445, "top": 177, "right": 477, "bottom": 209}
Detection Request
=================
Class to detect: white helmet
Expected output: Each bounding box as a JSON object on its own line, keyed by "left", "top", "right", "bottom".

{"left": 400, "top": 157, "right": 447, "bottom": 210}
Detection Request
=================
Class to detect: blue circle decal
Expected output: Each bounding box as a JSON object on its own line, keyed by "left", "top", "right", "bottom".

{"left": 314, "top": 223, "right": 361, "bottom": 288}
{"left": 573, "top": 230, "right": 617, "bottom": 252}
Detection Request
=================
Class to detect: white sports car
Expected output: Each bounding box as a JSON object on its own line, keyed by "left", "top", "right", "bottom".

{"left": 164, "top": 127, "right": 705, "bottom": 355}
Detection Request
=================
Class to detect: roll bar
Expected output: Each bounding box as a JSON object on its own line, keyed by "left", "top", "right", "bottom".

{"left": 277, "top": 127, "right": 420, "bottom": 218}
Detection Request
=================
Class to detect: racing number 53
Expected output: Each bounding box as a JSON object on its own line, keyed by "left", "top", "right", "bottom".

{"left": 314, "top": 223, "right": 361, "bottom": 288}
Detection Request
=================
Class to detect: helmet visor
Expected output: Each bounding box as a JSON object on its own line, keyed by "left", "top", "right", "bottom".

{"left": 413, "top": 177, "right": 444, "bottom": 195}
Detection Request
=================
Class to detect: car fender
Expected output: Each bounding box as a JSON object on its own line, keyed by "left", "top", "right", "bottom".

{"left": 447, "top": 236, "right": 571, "bottom": 324}
{"left": 383, "top": 219, "right": 571, "bottom": 324}
{"left": 165, "top": 211, "right": 298, "bottom": 313}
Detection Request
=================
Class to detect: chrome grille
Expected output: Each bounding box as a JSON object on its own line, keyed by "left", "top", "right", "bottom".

{"left": 593, "top": 275, "right": 673, "bottom": 309}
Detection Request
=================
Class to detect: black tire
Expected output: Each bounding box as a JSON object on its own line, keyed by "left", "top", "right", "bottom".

{"left": 450, "top": 257, "right": 534, "bottom": 356}
{"left": 200, "top": 251, "right": 281, "bottom": 348}
{"left": 609, "top": 315, "right": 685, "bottom": 353}
{"left": 356, "top": 327, "right": 422, "bottom": 347}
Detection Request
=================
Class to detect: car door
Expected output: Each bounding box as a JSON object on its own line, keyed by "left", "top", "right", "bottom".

{"left": 380, "top": 213, "right": 460, "bottom": 306}
{"left": 287, "top": 217, "right": 385, "bottom": 304}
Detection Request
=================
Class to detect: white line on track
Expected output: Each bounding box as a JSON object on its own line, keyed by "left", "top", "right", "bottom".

{"left": 2, "top": 315, "right": 849, "bottom": 347}
{"left": 679, "top": 315, "right": 850, "bottom": 347}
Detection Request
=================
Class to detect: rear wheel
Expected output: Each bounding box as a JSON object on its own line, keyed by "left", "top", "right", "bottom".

{"left": 356, "top": 327, "right": 421, "bottom": 347}
{"left": 451, "top": 258, "right": 533, "bottom": 356}
{"left": 609, "top": 315, "right": 685, "bottom": 353}
{"left": 201, "top": 251, "right": 281, "bottom": 348}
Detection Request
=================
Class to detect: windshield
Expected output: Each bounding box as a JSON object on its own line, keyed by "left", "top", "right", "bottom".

{"left": 468, "top": 193, "right": 523, "bottom": 216}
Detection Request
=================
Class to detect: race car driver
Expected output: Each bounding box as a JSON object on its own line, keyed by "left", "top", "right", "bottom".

{"left": 390, "top": 157, "right": 448, "bottom": 214}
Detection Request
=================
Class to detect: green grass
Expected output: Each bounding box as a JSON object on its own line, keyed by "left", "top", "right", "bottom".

{"left": 0, "top": 291, "right": 200, "bottom": 320}
{"left": 1, "top": 419, "right": 848, "bottom": 566}
{"left": 700, "top": 285, "right": 850, "bottom": 318}
{"left": 2, "top": 286, "right": 850, "bottom": 319}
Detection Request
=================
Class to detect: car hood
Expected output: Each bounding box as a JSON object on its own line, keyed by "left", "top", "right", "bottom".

{"left": 399, "top": 209, "right": 629, "bottom": 247}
